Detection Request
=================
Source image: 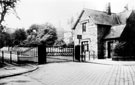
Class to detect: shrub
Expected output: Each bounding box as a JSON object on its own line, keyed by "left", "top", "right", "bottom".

{"left": 114, "top": 41, "right": 135, "bottom": 56}
{"left": 114, "top": 42, "right": 125, "bottom": 56}
{"left": 67, "top": 41, "right": 74, "bottom": 47}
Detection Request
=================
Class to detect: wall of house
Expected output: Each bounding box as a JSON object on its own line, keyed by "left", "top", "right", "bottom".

{"left": 74, "top": 21, "right": 111, "bottom": 59}
{"left": 97, "top": 25, "right": 111, "bottom": 59}
{"left": 73, "top": 15, "right": 98, "bottom": 58}
{"left": 73, "top": 22, "right": 83, "bottom": 45}
{"left": 73, "top": 11, "right": 89, "bottom": 45}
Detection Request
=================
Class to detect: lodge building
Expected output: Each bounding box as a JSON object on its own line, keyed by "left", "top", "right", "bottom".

{"left": 73, "top": 5, "right": 135, "bottom": 61}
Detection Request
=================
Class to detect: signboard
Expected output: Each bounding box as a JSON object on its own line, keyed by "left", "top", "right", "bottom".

{"left": 77, "top": 35, "right": 82, "bottom": 39}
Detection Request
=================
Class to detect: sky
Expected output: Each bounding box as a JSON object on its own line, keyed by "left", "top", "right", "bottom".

{"left": 4, "top": 0, "right": 135, "bottom": 31}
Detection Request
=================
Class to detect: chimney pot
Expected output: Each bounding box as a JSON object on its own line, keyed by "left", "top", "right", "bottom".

{"left": 106, "top": 2, "right": 111, "bottom": 15}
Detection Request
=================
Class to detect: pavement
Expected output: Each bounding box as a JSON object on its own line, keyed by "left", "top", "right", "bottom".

{"left": 0, "top": 63, "right": 38, "bottom": 79}
{"left": 88, "top": 58, "right": 135, "bottom": 66}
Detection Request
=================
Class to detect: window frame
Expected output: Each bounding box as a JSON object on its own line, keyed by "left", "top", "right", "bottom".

{"left": 82, "top": 22, "right": 87, "bottom": 32}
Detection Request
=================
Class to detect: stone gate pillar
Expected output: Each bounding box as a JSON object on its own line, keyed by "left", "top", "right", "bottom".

{"left": 38, "top": 44, "right": 46, "bottom": 64}
{"left": 75, "top": 45, "right": 81, "bottom": 61}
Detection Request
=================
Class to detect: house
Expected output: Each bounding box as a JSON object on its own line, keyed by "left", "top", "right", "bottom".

{"left": 72, "top": 7, "right": 135, "bottom": 60}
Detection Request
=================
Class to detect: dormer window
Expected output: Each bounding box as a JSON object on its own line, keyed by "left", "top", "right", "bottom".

{"left": 82, "top": 22, "right": 87, "bottom": 32}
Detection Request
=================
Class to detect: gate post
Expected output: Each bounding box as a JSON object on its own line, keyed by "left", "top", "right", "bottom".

{"left": 75, "top": 45, "right": 81, "bottom": 62}
{"left": 2, "top": 51, "right": 4, "bottom": 64}
{"left": 38, "top": 44, "right": 46, "bottom": 64}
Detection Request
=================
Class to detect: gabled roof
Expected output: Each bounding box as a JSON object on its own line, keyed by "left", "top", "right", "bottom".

{"left": 105, "top": 10, "right": 135, "bottom": 39}
{"left": 117, "top": 10, "right": 132, "bottom": 24}
{"left": 84, "top": 8, "right": 119, "bottom": 26}
{"left": 72, "top": 8, "right": 135, "bottom": 40}
{"left": 72, "top": 8, "right": 120, "bottom": 29}
{"left": 120, "top": 10, "right": 135, "bottom": 41}
{"left": 105, "top": 24, "right": 126, "bottom": 39}
{"left": 72, "top": 8, "right": 134, "bottom": 30}
{"left": 72, "top": 10, "right": 84, "bottom": 30}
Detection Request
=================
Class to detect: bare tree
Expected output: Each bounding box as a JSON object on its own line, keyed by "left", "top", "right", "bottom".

{"left": 0, "top": 0, "right": 19, "bottom": 32}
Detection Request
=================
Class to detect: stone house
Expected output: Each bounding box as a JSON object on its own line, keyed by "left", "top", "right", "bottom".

{"left": 72, "top": 8, "right": 135, "bottom": 60}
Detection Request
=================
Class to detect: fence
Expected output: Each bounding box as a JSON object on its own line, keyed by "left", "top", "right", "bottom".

{"left": 0, "top": 46, "right": 98, "bottom": 64}
{"left": 0, "top": 47, "right": 38, "bottom": 64}
{"left": 46, "top": 46, "right": 74, "bottom": 63}
{"left": 0, "top": 46, "right": 75, "bottom": 64}
{"left": 46, "top": 47, "right": 74, "bottom": 56}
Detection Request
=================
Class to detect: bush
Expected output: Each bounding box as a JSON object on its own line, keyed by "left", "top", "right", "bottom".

{"left": 54, "top": 39, "right": 66, "bottom": 47}
{"left": 114, "top": 41, "right": 135, "bottom": 56}
{"left": 114, "top": 42, "right": 126, "bottom": 56}
{"left": 12, "top": 28, "right": 27, "bottom": 46}
{"left": 0, "top": 32, "right": 11, "bottom": 48}
{"left": 67, "top": 41, "right": 74, "bottom": 47}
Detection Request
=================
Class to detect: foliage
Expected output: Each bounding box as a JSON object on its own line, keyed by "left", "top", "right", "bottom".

{"left": 67, "top": 41, "right": 74, "bottom": 47}
{"left": 26, "top": 24, "right": 39, "bottom": 35}
{"left": 0, "top": 32, "right": 11, "bottom": 48}
{"left": 54, "top": 39, "right": 66, "bottom": 47}
{"left": 114, "top": 41, "right": 135, "bottom": 56}
{"left": 0, "top": 0, "right": 20, "bottom": 32}
{"left": 12, "top": 28, "right": 27, "bottom": 45}
{"left": 36, "top": 23, "right": 57, "bottom": 46}
{"left": 25, "top": 23, "right": 58, "bottom": 46}
{"left": 114, "top": 42, "right": 126, "bottom": 56}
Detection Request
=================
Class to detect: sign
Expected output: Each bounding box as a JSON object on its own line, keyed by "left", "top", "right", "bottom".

{"left": 77, "top": 35, "right": 82, "bottom": 39}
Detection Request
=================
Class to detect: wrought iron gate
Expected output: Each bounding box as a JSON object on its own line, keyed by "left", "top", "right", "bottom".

{"left": 46, "top": 46, "right": 74, "bottom": 63}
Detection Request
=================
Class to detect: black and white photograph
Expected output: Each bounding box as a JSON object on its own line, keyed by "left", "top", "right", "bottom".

{"left": 0, "top": 0, "right": 135, "bottom": 85}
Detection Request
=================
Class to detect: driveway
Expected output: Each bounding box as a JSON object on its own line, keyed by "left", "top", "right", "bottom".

{"left": 0, "top": 62, "right": 135, "bottom": 85}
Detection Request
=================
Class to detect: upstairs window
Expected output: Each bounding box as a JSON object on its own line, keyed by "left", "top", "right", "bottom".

{"left": 82, "top": 22, "right": 87, "bottom": 32}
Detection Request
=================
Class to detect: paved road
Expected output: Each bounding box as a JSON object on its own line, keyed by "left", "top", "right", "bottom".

{"left": 1, "top": 62, "right": 135, "bottom": 85}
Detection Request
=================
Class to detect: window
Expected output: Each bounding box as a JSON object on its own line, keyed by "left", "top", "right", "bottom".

{"left": 82, "top": 22, "right": 87, "bottom": 32}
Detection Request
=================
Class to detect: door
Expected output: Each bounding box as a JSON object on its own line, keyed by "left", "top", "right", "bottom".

{"left": 81, "top": 41, "right": 89, "bottom": 61}
{"left": 107, "top": 41, "right": 113, "bottom": 58}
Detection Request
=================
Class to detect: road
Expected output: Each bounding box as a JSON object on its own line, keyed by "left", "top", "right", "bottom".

{"left": 0, "top": 62, "right": 135, "bottom": 85}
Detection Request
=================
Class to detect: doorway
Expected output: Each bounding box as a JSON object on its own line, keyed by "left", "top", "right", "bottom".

{"left": 107, "top": 41, "right": 113, "bottom": 58}
{"left": 81, "top": 41, "right": 90, "bottom": 61}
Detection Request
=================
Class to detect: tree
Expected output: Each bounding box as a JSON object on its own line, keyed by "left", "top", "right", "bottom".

{"left": 12, "top": 28, "right": 27, "bottom": 45}
{"left": 36, "top": 23, "right": 58, "bottom": 46}
{"left": 25, "top": 23, "right": 58, "bottom": 46}
{"left": 54, "top": 39, "right": 66, "bottom": 47}
{"left": 39, "top": 23, "right": 58, "bottom": 46}
{"left": 0, "top": 0, "right": 20, "bottom": 32}
{"left": 67, "top": 41, "right": 74, "bottom": 47}
{"left": 2, "top": 32, "right": 11, "bottom": 46}
{"left": 0, "top": 32, "right": 11, "bottom": 48}
{"left": 26, "top": 24, "right": 40, "bottom": 35}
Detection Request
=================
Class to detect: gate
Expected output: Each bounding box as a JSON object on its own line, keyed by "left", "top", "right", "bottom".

{"left": 46, "top": 46, "right": 74, "bottom": 63}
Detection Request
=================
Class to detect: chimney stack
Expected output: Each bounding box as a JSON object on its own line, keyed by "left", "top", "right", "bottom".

{"left": 106, "top": 2, "right": 111, "bottom": 15}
